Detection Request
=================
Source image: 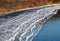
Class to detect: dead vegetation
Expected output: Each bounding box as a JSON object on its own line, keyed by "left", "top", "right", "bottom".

{"left": 0, "top": 0, "right": 60, "bottom": 12}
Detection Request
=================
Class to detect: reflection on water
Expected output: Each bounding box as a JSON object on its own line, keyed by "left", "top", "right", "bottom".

{"left": 33, "top": 12, "right": 60, "bottom": 41}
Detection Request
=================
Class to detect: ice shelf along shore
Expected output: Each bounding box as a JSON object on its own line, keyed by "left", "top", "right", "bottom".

{"left": 0, "top": 4, "right": 60, "bottom": 41}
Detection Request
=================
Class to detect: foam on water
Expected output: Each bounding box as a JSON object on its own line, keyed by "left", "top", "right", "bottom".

{"left": 0, "top": 4, "right": 60, "bottom": 41}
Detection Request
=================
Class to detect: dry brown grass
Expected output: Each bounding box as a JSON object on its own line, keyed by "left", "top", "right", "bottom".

{"left": 0, "top": 0, "right": 60, "bottom": 12}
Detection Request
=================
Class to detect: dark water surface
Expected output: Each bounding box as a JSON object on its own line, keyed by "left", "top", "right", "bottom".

{"left": 33, "top": 14, "right": 60, "bottom": 41}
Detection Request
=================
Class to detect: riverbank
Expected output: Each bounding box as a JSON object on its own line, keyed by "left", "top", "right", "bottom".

{"left": 0, "top": 4, "right": 60, "bottom": 16}
{"left": 0, "top": 0, "right": 60, "bottom": 13}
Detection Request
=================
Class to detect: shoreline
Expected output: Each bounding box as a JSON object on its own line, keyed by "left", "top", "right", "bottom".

{"left": 0, "top": 4, "right": 60, "bottom": 16}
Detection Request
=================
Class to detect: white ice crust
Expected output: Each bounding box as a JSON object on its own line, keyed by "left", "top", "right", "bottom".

{"left": 0, "top": 4, "right": 60, "bottom": 41}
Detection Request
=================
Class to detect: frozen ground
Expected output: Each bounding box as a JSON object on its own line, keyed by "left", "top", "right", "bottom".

{"left": 0, "top": 4, "right": 60, "bottom": 41}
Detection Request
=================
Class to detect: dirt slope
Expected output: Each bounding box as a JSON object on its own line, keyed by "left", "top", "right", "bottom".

{"left": 0, "top": 0, "right": 60, "bottom": 12}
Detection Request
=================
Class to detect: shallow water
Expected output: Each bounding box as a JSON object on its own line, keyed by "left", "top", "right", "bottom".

{"left": 33, "top": 17, "right": 60, "bottom": 41}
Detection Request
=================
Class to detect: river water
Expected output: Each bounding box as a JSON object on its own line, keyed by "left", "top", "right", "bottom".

{"left": 33, "top": 15, "right": 60, "bottom": 41}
